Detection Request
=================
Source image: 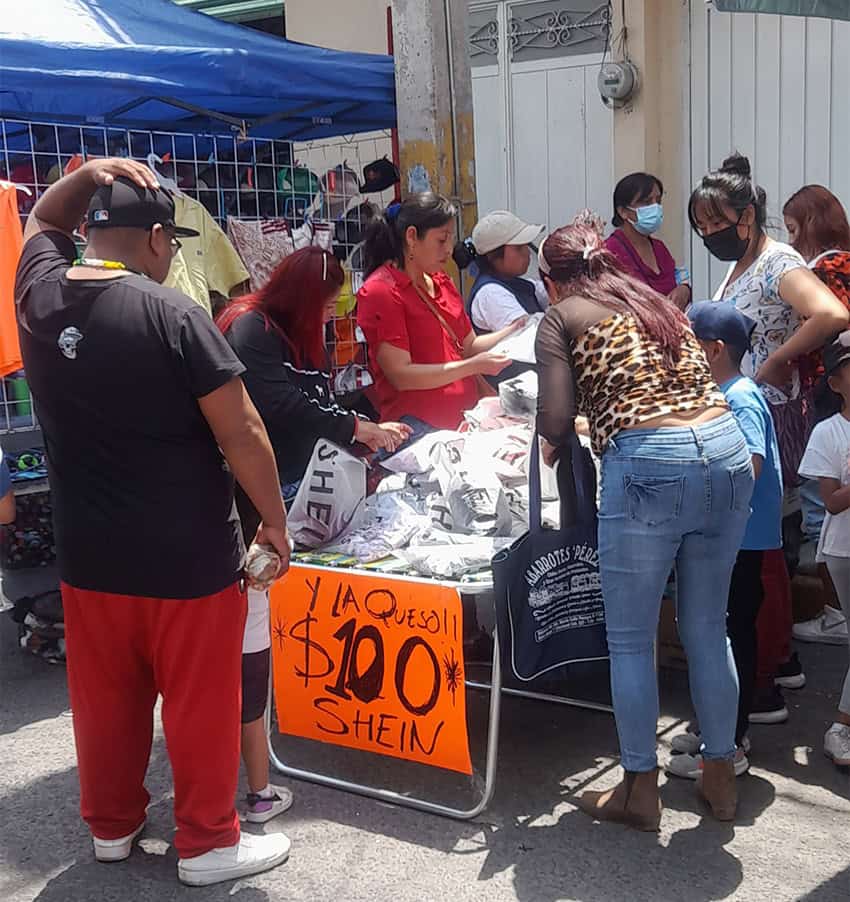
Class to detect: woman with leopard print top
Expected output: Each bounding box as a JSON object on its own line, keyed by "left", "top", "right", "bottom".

{"left": 534, "top": 213, "right": 753, "bottom": 830}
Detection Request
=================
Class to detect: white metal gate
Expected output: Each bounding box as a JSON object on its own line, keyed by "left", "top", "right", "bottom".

{"left": 689, "top": 1, "right": 850, "bottom": 297}
{"left": 468, "top": 1, "right": 613, "bottom": 232}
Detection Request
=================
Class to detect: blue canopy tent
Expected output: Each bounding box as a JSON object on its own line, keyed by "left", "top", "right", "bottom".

{"left": 0, "top": 0, "right": 397, "bottom": 141}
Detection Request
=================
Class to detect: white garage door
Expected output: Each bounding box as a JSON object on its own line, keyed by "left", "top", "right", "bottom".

{"left": 469, "top": 1, "right": 613, "bottom": 235}
{"left": 689, "top": 1, "right": 850, "bottom": 298}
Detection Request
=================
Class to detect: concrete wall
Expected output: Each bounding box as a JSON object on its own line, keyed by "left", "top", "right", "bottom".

{"left": 284, "top": 0, "right": 390, "bottom": 54}
{"left": 286, "top": 0, "right": 690, "bottom": 262}
{"left": 611, "top": 0, "right": 691, "bottom": 261}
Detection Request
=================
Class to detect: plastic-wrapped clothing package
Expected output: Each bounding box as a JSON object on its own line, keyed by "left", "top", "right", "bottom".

{"left": 285, "top": 393, "right": 599, "bottom": 580}
{"left": 430, "top": 441, "right": 513, "bottom": 537}
{"left": 288, "top": 440, "right": 367, "bottom": 549}
{"left": 380, "top": 430, "right": 463, "bottom": 475}
{"left": 322, "top": 493, "right": 429, "bottom": 562}
{"left": 487, "top": 312, "right": 544, "bottom": 364}
{"left": 396, "top": 531, "right": 514, "bottom": 580}
{"left": 499, "top": 371, "right": 539, "bottom": 420}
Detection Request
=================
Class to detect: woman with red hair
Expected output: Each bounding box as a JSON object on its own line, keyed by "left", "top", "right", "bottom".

{"left": 783, "top": 187, "right": 850, "bottom": 651}
{"left": 535, "top": 213, "right": 752, "bottom": 829}
{"left": 217, "top": 247, "right": 408, "bottom": 823}
{"left": 218, "top": 247, "right": 408, "bottom": 503}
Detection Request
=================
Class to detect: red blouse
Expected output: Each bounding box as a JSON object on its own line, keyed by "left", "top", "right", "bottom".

{"left": 356, "top": 264, "right": 479, "bottom": 429}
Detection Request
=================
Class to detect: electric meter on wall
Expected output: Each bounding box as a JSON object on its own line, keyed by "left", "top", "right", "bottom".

{"left": 598, "top": 61, "right": 638, "bottom": 108}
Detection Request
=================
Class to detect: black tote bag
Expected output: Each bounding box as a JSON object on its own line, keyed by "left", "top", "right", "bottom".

{"left": 492, "top": 433, "right": 608, "bottom": 681}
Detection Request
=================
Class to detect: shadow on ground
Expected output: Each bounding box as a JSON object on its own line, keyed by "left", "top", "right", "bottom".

{"left": 1, "top": 613, "right": 848, "bottom": 901}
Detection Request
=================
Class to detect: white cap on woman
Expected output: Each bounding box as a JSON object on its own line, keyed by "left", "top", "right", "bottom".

{"left": 472, "top": 211, "right": 545, "bottom": 255}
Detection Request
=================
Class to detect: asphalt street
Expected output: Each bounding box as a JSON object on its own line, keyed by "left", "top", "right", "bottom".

{"left": 1, "top": 569, "right": 848, "bottom": 902}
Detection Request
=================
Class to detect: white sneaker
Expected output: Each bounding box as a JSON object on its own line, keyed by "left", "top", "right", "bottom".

{"left": 244, "top": 786, "right": 294, "bottom": 824}
{"left": 670, "top": 731, "right": 750, "bottom": 755}
{"left": 671, "top": 731, "right": 702, "bottom": 755}
{"left": 793, "top": 607, "right": 848, "bottom": 645}
{"left": 824, "top": 723, "right": 850, "bottom": 767}
{"left": 93, "top": 820, "right": 145, "bottom": 863}
{"left": 178, "top": 831, "right": 290, "bottom": 887}
{"left": 665, "top": 748, "right": 749, "bottom": 780}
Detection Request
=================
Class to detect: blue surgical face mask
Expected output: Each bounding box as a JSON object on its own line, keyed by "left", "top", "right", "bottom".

{"left": 629, "top": 203, "right": 664, "bottom": 236}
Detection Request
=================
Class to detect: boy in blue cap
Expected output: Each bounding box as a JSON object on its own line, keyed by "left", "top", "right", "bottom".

{"left": 667, "top": 302, "right": 783, "bottom": 779}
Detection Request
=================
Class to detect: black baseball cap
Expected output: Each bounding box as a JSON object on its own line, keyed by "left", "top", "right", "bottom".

{"left": 823, "top": 331, "right": 850, "bottom": 376}
{"left": 86, "top": 177, "right": 199, "bottom": 237}
{"left": 688, "top": 301, "right": 756, "bottom": 354}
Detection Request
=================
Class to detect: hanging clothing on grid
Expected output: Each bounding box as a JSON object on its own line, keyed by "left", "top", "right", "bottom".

{"left": 0, "top": 180, "right": 24, "bottom": 376}
{"left": 227, "top": 217, "right": 333, "bottom": 291}
{"left": 164, "top": 193, "right": 249, "bottom": 316}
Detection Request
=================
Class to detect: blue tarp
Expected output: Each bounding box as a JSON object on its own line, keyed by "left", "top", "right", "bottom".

{"left": 0, "top": 0, "right": 397, "bottom": 140}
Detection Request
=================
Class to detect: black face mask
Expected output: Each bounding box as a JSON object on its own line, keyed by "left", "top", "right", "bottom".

{"left": 702, "top": 219, "right": 750, "bottom": 262}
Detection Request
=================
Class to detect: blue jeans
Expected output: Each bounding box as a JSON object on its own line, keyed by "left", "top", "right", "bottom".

{"left": 598, "top": 413, "right": 754, "bottom": 772}
{"left": 800, "top": 477, "right": 825, "bottom": 544}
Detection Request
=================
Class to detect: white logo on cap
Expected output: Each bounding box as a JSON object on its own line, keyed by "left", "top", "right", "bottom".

{"left": 93, "top": 210, "right": 109, "bottom": 222}
{"left": 58, "top": 327, "right": 84, "bottom": 360}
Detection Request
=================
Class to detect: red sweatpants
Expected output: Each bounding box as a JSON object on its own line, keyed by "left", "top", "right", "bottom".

{"left": 756, "top": 549, "right": 794, "bottom": 687}
{"left": 62, "top": 581, "right": 247, "bottom": 859}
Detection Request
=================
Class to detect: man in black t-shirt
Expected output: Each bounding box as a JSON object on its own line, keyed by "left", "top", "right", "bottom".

{"left": 15, "top": 160, "right": 291, "bottom": 887}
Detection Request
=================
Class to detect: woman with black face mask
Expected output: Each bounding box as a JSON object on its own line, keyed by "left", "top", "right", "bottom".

{"left": 689, "top": 154, "right": 846, "bottom": 453}
{"left": 688, "top": 153, "right": 848, "bottom": 727}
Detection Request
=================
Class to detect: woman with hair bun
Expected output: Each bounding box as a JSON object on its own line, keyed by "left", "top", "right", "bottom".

{"left": 689, "top": 154, "right": 848, "bottom": 724}
{"left": 357, "top": 193, "right": 524, "bottom": 430}
{"left": 689, "top": 154, "right": 847, "bottom": 438}
{"left": 535, "top": 212, "right": 753, "bottom": 830}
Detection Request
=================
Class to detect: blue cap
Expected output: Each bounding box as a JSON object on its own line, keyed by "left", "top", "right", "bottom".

{"left": 688, "top": 301, "right": 756, "bottom": 354}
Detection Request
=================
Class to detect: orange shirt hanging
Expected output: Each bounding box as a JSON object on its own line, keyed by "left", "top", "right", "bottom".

{"left": 0, "top": 182, "right": 24, "bottom": 376}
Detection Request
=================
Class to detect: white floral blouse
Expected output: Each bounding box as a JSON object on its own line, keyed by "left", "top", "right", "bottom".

{"left": 713, "top": 241, "right": 806, "bottom": 405}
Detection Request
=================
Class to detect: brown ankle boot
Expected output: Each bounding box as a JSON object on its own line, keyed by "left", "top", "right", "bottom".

{"left": 697, "top": 758, "right": 737, "bottom": 821}
{"left": 576, "top": 768, "right": 662, "bottom": 832}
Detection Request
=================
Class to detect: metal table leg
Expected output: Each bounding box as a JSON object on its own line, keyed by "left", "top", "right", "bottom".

{"left": 466, "top": 680, "right": 613, "bottom": 715}
{"left": 266, "top": 627, "right": 503, "bottom": 821}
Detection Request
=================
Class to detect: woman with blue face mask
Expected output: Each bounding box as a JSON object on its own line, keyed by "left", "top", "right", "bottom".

{"left": 604, "top": 172, "right": 692, "bottom": 310}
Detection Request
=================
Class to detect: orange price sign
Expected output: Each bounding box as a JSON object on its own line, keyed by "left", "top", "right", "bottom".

{"left": 270, "top": 566, "right": 472, "bottom": 775}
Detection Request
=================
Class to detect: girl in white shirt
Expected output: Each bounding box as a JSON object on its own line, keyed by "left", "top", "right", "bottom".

{"left": 799, "top": 333, "right": 850, "bottom": 768}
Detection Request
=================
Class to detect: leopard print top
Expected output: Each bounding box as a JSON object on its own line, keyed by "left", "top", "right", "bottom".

{"left": 571, "top": 313, "right": 727, "bottom": 455}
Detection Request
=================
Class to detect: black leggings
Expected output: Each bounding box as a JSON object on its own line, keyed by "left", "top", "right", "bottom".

{"left": 727, "top": 550, "right": 765, "bottom": 745}
{"left": 241, "top": 648, "right": 270, "bottom": 724}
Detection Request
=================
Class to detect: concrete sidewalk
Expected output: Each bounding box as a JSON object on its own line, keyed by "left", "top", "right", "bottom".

{"left": 0, "top": 587, "right": 848, "bottom": 902}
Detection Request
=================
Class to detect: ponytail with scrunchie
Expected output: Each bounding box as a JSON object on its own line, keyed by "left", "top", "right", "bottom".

{"left": 452, "top": 236, "right": 478, "bottom": 271}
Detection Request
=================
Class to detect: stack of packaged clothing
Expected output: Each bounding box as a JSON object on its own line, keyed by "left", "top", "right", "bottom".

{"left": 288, "top": 388, "right": 574, "bottom": 580}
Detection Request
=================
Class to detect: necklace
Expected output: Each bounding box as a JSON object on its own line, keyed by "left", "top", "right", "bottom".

{"left": 74, "top": 258, "right": 129, "bottom": 270}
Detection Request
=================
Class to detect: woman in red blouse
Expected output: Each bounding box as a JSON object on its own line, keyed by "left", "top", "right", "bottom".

{"left": 604, "top": 172, "right": 692, "bottom": 311}
{"left": 357, "top": 194, "right": 523, "bottom": 430}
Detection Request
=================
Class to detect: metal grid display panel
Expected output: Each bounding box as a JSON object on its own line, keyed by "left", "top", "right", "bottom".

{"left": 1, "top": 118, "right": 394, "bottom": 434}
